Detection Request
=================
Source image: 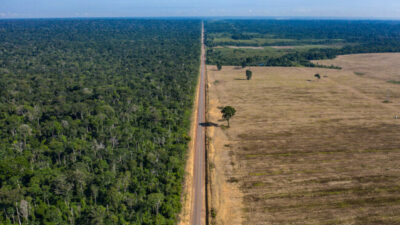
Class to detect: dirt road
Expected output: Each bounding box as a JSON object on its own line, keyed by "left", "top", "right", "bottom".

{"left": 191, "top": 22, "right": 206, "bottom": 225}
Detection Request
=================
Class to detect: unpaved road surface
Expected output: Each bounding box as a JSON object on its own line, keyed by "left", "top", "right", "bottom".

{"left": 191, "top": 22, "right": 206, "bottom": 225}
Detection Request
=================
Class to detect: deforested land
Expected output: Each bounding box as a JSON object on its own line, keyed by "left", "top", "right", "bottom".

{"left": 207, "top": 53, "right": 400, "bottom": 224}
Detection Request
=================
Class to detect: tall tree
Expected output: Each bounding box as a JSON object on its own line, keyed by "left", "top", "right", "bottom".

{"left": 217, "top": 62, "right": 222, "bottom": 71}
{"left": 221, "top": 106, "right": 236, "bottom": 127}
{"left": 246, "top": 70, "right": 253, "bottom": 80}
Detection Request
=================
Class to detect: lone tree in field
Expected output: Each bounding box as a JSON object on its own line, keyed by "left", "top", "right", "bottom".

{"left": 221, "top": 106, "right": 236, "bottom": 127}
{"left": 314, "top": 73, "right": 321, "bottom": 79}
{"left": 217, "top": 62, "right": 222, "bottom": 71}
{"left": 246, "top": 70, "right": 253, "bottom": 80}
{"left": 241, "top": 61, "right": 247, "bottom": 68}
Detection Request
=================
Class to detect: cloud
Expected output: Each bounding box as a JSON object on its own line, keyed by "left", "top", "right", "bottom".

{"left": 0, "top": 12, "right": 20, "bottom": 18}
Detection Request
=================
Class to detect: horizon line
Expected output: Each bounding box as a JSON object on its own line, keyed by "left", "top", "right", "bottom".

{"left": 1, "top": 16, "right": 400, "bottom": 21}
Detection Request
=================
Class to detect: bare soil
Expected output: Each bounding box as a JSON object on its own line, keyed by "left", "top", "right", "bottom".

{"left": 270, "top": 46, "right": 295, "bottom": 49}
{"left": 315, "top": 53, "right": 400, "bottom": 81}
{"left": 214, "top": 46, "right": 265, "bottom": 50}
{"left": 207, "top": 54, "right": 400, "bottom": 224}
{"left": 207, "top": 90, "right": 245, "bottom": 225}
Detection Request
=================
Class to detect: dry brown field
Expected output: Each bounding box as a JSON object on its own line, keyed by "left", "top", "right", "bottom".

{"left": 207, "top": 53, "right": 400, "bottom": 225}
{"left": 315, "top": 53, "right": 400, "bottom": 81}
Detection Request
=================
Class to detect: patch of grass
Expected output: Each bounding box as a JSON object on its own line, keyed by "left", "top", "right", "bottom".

{"left": 249, "top": 172, "right": 268, "bottom": 176}
{"left": 211, "top": 46, "right": 285, "bottom": 59}
{"left": 211, "top": 208, "right": 217, "bottom": 218}
{"left": 249, "top": 171, "right": 284, "bottom": 176}
{"left": 212, "top": 37, "right": 298, "bottom": 46}
{"left": 388, "top": 80, "right": 400, "bottom": 84}
{"left": 323, "top": 219, "right": 345, "bottom": 225}
{"left": 220, "top": 125, "right": 228, "bottom": 130}
{"left": 209, "top": 44, "right": 343, "bottom": 64}
{"left": 354, "top": 72, "right": 365, "bottom": 76}
{"left": 210, "top": 33, "right": 344, "bottom": 47}
{"left": 252, "top": 182, "right": 266, "bottom": 187}
{"left": 209, "top": 162, "right": 215, "bottom": 170}
{"left": 227, "top": 177, "right": 239, "bottom": 183}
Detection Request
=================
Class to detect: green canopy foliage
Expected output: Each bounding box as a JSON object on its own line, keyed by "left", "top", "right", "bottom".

{"left": 0, "top": 19, "right": 201, "bottom": 224}
{"left": 221, "top": 106, "right": 236, "bottom": 127}
{"left": 205, "top": 20, "right": 400, "bottom": 67}
{"left": 246, "top": 70, "right": 252, "bottom": 80}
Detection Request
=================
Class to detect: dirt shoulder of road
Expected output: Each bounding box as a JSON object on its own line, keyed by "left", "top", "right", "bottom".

{"left": 178, "top": 65, "right": 201, "bottom": 225}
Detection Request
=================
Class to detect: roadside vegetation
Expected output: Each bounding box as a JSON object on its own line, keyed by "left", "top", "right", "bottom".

{"left": 205, "top": 20, "right": 400, "bottom": 67}
{"left": 0, "top": 19, "right": 200, "bottom": 224}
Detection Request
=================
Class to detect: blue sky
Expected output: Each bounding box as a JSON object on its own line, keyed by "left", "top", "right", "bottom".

{"left": 1, "top": 0, "right": 400, "bottom": 19}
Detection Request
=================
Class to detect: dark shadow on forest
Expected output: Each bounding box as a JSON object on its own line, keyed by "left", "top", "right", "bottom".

{"left": 200, "top": 122, "right": 219, "bottom": 127}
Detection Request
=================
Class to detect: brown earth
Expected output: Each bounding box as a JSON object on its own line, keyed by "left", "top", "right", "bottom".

{"left": 207, "top": 68, "right": 245, "bottom": 225}
{"left": 207, "top": 54, "right": 400, "bottom": 225}
{"left": 314, "top": 53, "right": 400, "bottom": 81}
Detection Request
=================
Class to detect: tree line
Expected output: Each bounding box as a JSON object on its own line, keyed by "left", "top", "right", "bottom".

{"left": 205, "top": 20, "right": 400, "bottom": 67}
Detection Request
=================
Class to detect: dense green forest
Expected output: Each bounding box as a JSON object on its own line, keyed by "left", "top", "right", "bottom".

{"left": 0, "top": 19, "right": 200, "bottom": 224}
{"left": 205, "top": 20, "right": 400, "bottom": 67}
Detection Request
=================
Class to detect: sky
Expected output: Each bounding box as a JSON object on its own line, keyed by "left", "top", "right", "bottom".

{"left": 1, "top": 0, "right": 400, "bottom": 19}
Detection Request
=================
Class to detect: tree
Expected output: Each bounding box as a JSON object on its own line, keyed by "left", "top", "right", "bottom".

{"left": 221, "top": 106, "right": 236, "bottom": 127}
{"left": 148, "top": 193, "right": 164, "bottom": 215}
{"left": 217, "top": 62, "right": 222, "bottom": 71}
{"left": 241, "top": 61, "right": 247, "bottom": 68}
{"left": 19, "top": 200, "right": 29, "bottom": 223}
{"left": 246, "top": 70, "right": 252, "bottom": 80}
{"left": 88, "top": 206, "right": 106, "bottom": 225}
{"left": 19, "top": 124, "right": 32, "bottom": 149}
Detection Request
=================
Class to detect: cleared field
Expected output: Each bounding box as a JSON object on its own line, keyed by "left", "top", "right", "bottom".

{"left": 212, "top": 37, "right": 298, "bottom": 46}
{"left": 210, "top": 44, "right": 344, "bottom": 59}
{"left": 315, "top": 53, "right": 400, "bottom": 82}
{"left": 210, "top": 35, "right": 344, "bottom": 47}
{"left": 207, "top": 44, "right": 345, "bottom": 66}
{"left": 207, "top": 54, "right": 400, "bottom": 224}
